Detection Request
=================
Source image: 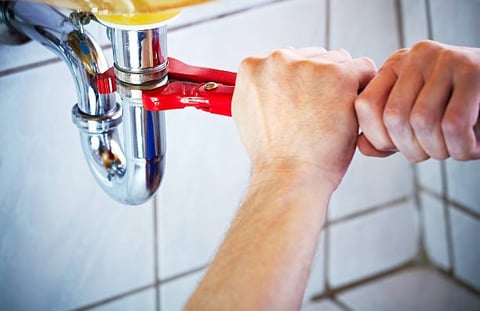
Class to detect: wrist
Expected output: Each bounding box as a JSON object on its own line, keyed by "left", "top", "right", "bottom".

{"left": 250, "top": 157, "right": 340, "bottom": 196}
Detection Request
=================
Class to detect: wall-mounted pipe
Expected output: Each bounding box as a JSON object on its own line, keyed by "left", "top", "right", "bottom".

{"left": 1, "top": 1, "right": 166, "bottom": 205}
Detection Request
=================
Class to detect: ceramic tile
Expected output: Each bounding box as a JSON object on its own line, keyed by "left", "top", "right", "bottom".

{"left": 400, "top": 0, "right": 429, "bottom": 46}
{"left": 0, "top": 63, "right": 155, "bottom": 310}
{"left": 158, "top": 0, "right": 327, "bottom": 279}
{"left": 329, "top": 153, "right": 414, "bottom": 221}
{"left": 301, "top": 299, "right": 345, "bottom": 311}
{"left": 450, "top": 207, "right": 480, "bottom": 290}
{"left": 92, "top": 289, "right": 157, "bottom": 311}
{"left": 169, "top": 0, "right": 277, "bottom": 29}
{"left": 430, "top": 0, "right": 480, "bottom": 46}
{"left": 416, "top": 160, "right": 443, "bottom": 195}
{"left": 93, "top": 0, "right": 278, "bottom": 47}
{"left": 330, "top": 0, "right": 400, "bottom": 65}
{"left": 303, "top": 231, "right": 326, "bottom": 303}
{"left": 338, "top": 267, "right": 480, "bottom": 311}
{"left": 420, "top": 192, "right": 450, "bottom": 269}
{"left": 167, "top": 0, "right": 326, "bottom": 71}
{"left": 160, "top": 271, "right": 205, "bottom": 311}
{"left": 445, "top": 160, "right": 480, "bottom": 215}
{"left": 329, "top": 201, "right": 419, "bottom": 288}
{"left": 157, "top": 109, "right": 249, "bottom": 279}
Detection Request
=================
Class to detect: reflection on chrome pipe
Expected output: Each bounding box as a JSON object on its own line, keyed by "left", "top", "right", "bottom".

{"left": 2, "top": 1, "right": 166, "bottom": 205}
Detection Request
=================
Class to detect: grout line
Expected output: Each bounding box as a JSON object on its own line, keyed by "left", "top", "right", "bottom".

{"left": 432, "top": 266, "right": 480, "bottom": 296}
{"left": 425, "top": 0, "right": 434, "bottom": 40}
{"left": 153, "top": 196, "right": 161, "bottom": 311}
{"left": 168, "top": 0, "right": 294, "bottom": 33}
{"left": 70, "top": 283, "right": 157, "bottom": 311}
{"left": 411, "top": 164, "right": 429, "bottom": 264}
{"left": 327, "top": 197, "right": 409, "bottom": 227}
{"left": 325, "top": 0, "right": 331, "bottom": 50}
{"left": 395, "top": 0, "right": 405, "bottom": 48}
{"left": 311, "top": 259, "right": 417, "bottom": 301}
{"left": 331, "top": 297, "right": 353, "bottom": 311}
{"left": 449, "top": 201, "right": 480, "bottom": 221}
{"left": 0, "top": 43, "right": 112, "bottom": 77}
{"left": 0, "top": 57, "right": 61, "bottom": 78}
{"left": 419, "top": 186, "right": 480, "bottom": 221}
{"left": 71, "top": 264, "right": 209, "bottom": 311}
{"left": 440, "top": 161, "right": 455, "bottom": 275}
{"left": 159, "top": 264, "right": 208, "bottom": 285}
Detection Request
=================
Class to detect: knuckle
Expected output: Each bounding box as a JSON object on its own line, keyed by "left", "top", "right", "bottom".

{"left": 409, "top": 40, "right": 443, "bottom": 66}
{"left": 437, "top": 48, "right": 458, "bottom": 67}
{"left": 455, "top": 58, "right": 480, "bottom": 82}
{"left": 360, "top": 56, "right": 377, "bottom": 70}
{"left": 354, "top": 96, "right": 372, "bottom": 113}
{"left": 381, "top": 49, "right": 408, "bottom": 72}
{"left": 269, "top": 48, "right": 290, "bottom": 62}
{"left": 441, "top": 112, "right": 463, "bottom": 137}
{"left": 431, "top": 152, "right": 449, "bottom": 161}
{"left": 450, "top": 151, "right": 471, "bottom": 161}
{"left": 383, "top": 106, "right": 405, "bottom": 131}
{"left": 372, "top": 139, "right": 395, "bottom": 152}
{"left": 411, "top": 40, "right": 441, "bottom": 54}
{"left": 334, "top": 48, "right": 352, "bottom": 59}
{"left": 239, "top": 56, "right": 263, "bottom": 73}
{"left": 411, "top": 154, "right": 430, "bottom": 163}
{"left": 410, "top": 107, "right": 434, "bottom": 132}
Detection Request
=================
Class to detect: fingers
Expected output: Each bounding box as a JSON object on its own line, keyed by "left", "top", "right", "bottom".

{"left": 409, "top": 65, "right": 452, "bottom": 159}
{"left": 355, "top": 67, "right": 398, "bottom": 154}
{"left": 357, "top": 42, "right": 480, "bottom": 162}
{"left": 383, "top": 56, "right": 430, "bottom": 162}
{"left": 443, "top": 78, "right": 480, "bottom": 160}
{"left": 357, "top": 133, "right": 396, "bottom": 157}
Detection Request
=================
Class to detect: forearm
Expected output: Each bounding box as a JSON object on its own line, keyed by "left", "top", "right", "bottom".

{"left": 184, "top": 168, "right": 334, "bottom": 311}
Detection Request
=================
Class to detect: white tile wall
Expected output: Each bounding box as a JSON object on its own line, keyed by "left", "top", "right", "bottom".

{"left": 338, "top": 267, "right": 480, "bottom": 311}
{"left": 160, "top": 270, "right": 205, "bottom": 311}
{"left": 445, "top": 160, "right": 480, "bottom": 215}
{"left": 429, "top": 0, "right": 480, "bottom": 47}
{"left": 158, "top": 0, "right": 327, "bottom": 279}
{"left": 169, "top": 0, "right": 279, "bottom": 30}
{"left": 329, "top": 0, "right": 400, "bottom": 64}
{"left": 450, "top": 207, "right": 480, "bottom": 290}
{"left": 329, "top": 153, "right": 414, "bottom": 220}
{"left": 0, "top": 64, "right": 155, "bottom": 310}
{"left": 399, "top": 0, "right": 429, "bottom": 46}
{"left": 420, "top": 192, "right": 450, "bottom": 269}
{"left": 92, "top": 289, "right": 157, "bottom": 311}
{"left": 416, "top": 160, "right": 443, "bottom": 195}
{"left": 329, "top": 201, "right": 419, "bottom": 288}
{"left": 167, "top": 0, "right": 326, "bottom": 71}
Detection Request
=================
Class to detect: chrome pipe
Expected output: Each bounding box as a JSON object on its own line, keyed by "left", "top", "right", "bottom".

{"left": 108, "top": 26, "right": 169, "bottom": 88}
{"left": 2, "top": 1, "right": 166, "bottom": 205}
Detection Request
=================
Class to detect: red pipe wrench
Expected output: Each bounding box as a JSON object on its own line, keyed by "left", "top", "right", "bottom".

{"left": 142, "top": 58, "right": 236, "bottom": 116}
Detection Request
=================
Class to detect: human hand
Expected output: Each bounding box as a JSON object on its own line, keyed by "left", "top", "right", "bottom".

{"left": 232, "top": 47, "right": 376, "bottom": 189}
{"left": 355, "top": 40, "right": 480, "bottom": 162}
